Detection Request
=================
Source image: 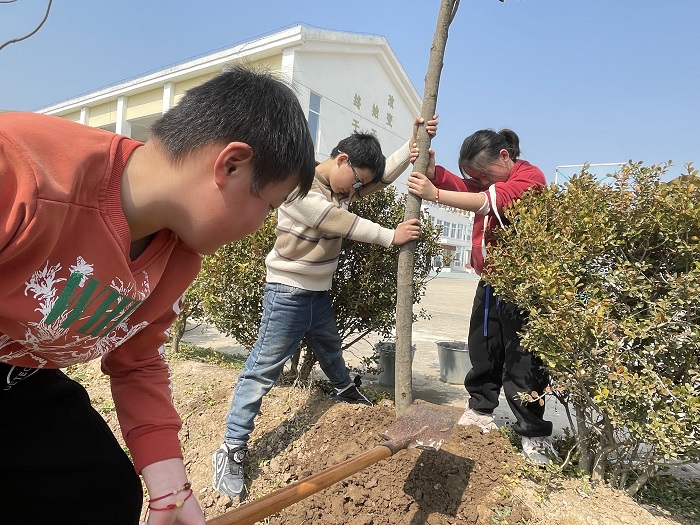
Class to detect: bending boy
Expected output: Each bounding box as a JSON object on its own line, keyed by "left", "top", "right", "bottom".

{"left": 0, "top": 66, "right": 315, "bottom": 525}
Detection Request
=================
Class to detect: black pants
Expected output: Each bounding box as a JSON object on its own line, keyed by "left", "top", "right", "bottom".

{"left": 465, "top": 280, "right": 553, "bottom": 437}
{"left": 0, "top": 363, "right": 143, "bottom": 525}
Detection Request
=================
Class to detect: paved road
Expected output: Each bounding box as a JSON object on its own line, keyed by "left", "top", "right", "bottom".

{"left": 343, "top": 272, "right": 572, "bottom": 433}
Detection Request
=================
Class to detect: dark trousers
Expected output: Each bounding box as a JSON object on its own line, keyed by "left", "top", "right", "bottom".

{"left": 465, "top": 280, "right": 553, "bottom": 437}
{"left": 0, "top": 363, "right": 143, "bottom": 525}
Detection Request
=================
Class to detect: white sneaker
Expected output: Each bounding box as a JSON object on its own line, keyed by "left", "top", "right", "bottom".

{"left": 521, "top": 436, "right": 558, "bottom": 464}
{"left": 458, "top": 406, "right": 498, "bottom": 433}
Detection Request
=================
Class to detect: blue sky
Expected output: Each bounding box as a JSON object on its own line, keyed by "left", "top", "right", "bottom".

{"left": 1, "top": 0, "right": 698, "bottom": 182}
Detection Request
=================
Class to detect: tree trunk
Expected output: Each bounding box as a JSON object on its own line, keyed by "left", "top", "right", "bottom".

{"left": 626, "top": 466, "right": 653, "bottom": 497}
{"left": 575, "top": 402, "right": 594, "bottom": 474}
{"left": 299, "top": 347, "right": 316, "bottom": 382}
{"left": 171, "top": 310, "right": 188, "bottom": 354}
{"left": 395, "top": 0, "right": 460, "bottom": 417}
{"left": 289, "top": 347, "right": 301, "bottom": 377}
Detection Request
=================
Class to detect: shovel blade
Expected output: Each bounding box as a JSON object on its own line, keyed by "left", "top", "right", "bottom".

{"left": 381, "top": 399, "right": 458, "bottom": 452}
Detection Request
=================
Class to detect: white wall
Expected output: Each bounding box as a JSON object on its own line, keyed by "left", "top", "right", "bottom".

{"left": 292, "top": 50, "right": 418, "bottom": 167}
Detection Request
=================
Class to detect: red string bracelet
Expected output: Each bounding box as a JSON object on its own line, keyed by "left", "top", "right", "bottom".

{"left": 435, "top": 187, "right": 440, "bottom": 203}
{"left": 147, "top": 488, "right": 193, "bottom": 511}
{"left": 148, "top": 482, "right": 192, "bottom": 503}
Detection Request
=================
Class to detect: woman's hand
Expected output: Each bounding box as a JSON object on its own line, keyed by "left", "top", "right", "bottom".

{"left": 407, "top": 171, "right": 438, "bottom": 202}
{"left": 409, "top": 147, "right": 437, "bottom": 180}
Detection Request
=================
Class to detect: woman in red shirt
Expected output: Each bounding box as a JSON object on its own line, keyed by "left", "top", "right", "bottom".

{"left": 407, "top": 129, "right": 557, "bottom": 464}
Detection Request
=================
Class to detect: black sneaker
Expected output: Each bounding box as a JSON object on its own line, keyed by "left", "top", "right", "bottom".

{"left": 330, "top": 376, "right": 372, "bottom": 406}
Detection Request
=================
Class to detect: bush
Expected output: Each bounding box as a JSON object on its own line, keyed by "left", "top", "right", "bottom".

{"left": 483, "top": 161, "right": 700, "bottom": 495}
{"left": 174, "top": 186, "right": 443, "bottom": 381}
{"left": 179, "top": 214, "right": 276, "bottom": 350}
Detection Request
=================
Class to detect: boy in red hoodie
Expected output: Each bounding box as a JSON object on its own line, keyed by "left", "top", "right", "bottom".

{"left": 0, "top": 65, "right": 315, "bottom": 525}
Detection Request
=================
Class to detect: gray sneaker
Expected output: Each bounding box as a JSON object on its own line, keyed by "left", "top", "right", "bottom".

{"left": 331, "top": 384, "right": 373, "bottom": 407}
{"left": 330, "top": 377, "right": 372, "bottom": 406}
{"left": 211, "top": 443, "right": 247, "bottom": 498}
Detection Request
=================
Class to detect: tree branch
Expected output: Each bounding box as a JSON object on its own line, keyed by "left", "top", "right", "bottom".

{"left": 0, "top": 0, "right": 53, "bottom": 52}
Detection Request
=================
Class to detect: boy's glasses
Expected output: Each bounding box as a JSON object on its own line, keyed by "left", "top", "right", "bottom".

{"left": 339, "top": 151, "right": 364, "bottom": 190}
{"left": 347, "top": 159, "right": 364, "bottom": 190}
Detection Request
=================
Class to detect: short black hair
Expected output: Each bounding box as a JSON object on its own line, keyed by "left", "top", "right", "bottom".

{"left": 150, "top": 65, "right": 316, "bottom": 196}
{"left": 331, "top": 132, "right": 385, "bottom": 181}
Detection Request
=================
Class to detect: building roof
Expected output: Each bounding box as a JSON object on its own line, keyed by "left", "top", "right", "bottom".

{"left": 38, "top": 24, "right": 420, "bottom": 116}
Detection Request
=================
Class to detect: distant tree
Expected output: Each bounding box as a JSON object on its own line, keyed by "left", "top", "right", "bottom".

{"left": 484, "top": 161, "right": 700, "bottom": 495}
{"left": 0, "top": 0, "right": 53, "bottom": 52}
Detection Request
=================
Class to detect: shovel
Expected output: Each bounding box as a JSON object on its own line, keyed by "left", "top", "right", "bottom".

{"left": 206, "top": 400, "right": 458, "bottom": 525}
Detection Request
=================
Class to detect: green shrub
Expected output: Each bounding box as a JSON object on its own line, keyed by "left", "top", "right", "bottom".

{"left": 483, "top": 162, "right": 700, "bottom": 495}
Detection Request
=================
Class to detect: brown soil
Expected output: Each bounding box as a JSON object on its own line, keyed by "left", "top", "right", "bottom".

{"left": 71, "top": 358, "right": 689, "bottom": 525}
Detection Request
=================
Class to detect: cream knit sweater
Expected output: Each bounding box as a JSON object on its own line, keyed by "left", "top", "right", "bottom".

{"left": 265, "top": 140, "right": 412, "bottom": 291}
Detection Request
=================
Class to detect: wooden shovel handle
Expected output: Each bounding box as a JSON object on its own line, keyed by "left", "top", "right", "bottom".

{"left": 206, "top": 445, "right": 393, "bottom": 525}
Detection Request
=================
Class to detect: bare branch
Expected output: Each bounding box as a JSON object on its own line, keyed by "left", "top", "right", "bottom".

{"left": 0, "top": 0, "right": 53, "bottom": 52}
{"left": 449, "top": 0, "right": 460, "bottom": 24}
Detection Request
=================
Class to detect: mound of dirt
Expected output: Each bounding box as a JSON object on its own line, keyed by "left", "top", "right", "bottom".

{"left": 71, "top": 358, "right": 688, "bottom": 525}
{"left": 223, "top": 401, "right": 529, "bottom": 525}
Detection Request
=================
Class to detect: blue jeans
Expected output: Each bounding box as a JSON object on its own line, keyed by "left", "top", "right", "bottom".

{"left": 223, "top": 283, "right": 352, "bottom": 444}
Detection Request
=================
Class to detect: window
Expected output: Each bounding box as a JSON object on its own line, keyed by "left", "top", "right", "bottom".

{"left": 308, "top": 92, "right": 321, "bottom": 151}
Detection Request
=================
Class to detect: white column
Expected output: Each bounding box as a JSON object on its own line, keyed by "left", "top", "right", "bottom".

{"left": 115, "top": 96, "right": 131, "bottom": 137}
{"left": 162, "top": 82, "right": 174, "bottom": 113}
{"left": 79, "top": 107, "right": 90, "bottom": 125}
{"left": 280, "top": 48, "right": 296, "bottom": 88}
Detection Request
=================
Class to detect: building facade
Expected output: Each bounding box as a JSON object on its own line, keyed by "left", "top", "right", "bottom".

{"left": 422, "top": 202, "right": 473, "bottom": 273}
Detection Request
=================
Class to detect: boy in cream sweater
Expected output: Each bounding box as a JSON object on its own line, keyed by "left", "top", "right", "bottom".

{"left": 212, "top": 116, "right": 437, "bottom": 498}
